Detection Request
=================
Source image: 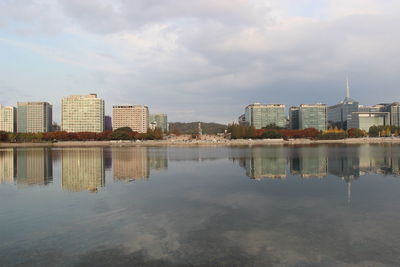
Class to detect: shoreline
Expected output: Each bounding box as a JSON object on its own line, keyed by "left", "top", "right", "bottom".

{"left": 1, "top": 137, "right": 400, "bottom": 148}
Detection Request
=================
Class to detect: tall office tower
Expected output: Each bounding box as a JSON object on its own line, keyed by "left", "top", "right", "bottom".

{"left": 244, "top": 103, "right": 286, "bottom": 129}
{"left": 289, "top": 106, "right": 300, "bottom": 130}
{"left": 112, "top": 147, "right": 150, "bottom": 181}
{"left": 112, "top": 105, "right": 149, "bottom": 133}
{"left": 327, "top": 79, "right": 359, "bottom": 129}
{"left": 0, "top": 105, "right": 16, "bottom": 132}
{"left": 14, "top": 148, "right": 53, "bottom": 186}
{"left": 383, "top": 102, "right": 400, "bottom": 127}
{"left": 104, "top": 115, "right": 112, "bottom": 131}
{"left": 17, "top": 102, "right": 52, "bottom": 133}
{"left": 61, "top": 148, "right": 105, "bottom": 192}
{"left": 149, "top": 114, "right": 168, "bottom": 132}
{"left": 299, "top": 104, "right": 327, "bottom": 131}
{"left": 62, "top": 94, "right": 104, "bottom": 133}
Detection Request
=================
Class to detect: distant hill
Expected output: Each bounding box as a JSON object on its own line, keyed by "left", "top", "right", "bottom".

{"left": 169, "top": 122, "right": 227, "bottom": 134}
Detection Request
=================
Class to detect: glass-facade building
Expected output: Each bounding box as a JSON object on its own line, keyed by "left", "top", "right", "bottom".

{"left": 17, "top": 102, "right": 52, "bottom": 133}
{"left": 245, "top": 103, "right": 286, "bottom": 129}
{"left": 289, "top": 107, "right": 300, "bottom": 130}
{"left": 328, "top": 97, "right": 359, "bottom": 130}
{"left": 299, "top": 104, "right": 327, "bottom": 131}
{"left": 149, "top": 114, "right": 168, "bottom": 132}
{"left": 348, "top": 112, "right": 390, "bottom": 131}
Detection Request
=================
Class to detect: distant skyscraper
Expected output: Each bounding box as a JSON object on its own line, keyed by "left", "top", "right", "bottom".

{"left": 328, "top": 79, "right": 359, "bottom": 129}
{"left": 0, "top": 105, "right": 16, "bottom": 133}
{"left": 17, "top": 102, "right": 52, "bottom": 133}
{"left": 112, "top": 105, "right": 149, "bottom": 133}
{"left": 61, "top": 94, "right": 105, "bottom": 133}
{"left": 299, "top": 104, "right": 327, "bottom": 131}
{"left": 245, "top": 103, "right": 286, "bottom": 129}
{"left": 289, "top": 106, "right": 300, "bottom": 130}
{"left": 149, "top": 114, "right": 168, "bottom": 132}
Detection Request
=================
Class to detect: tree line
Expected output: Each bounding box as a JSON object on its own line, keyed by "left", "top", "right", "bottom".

{"left": 0, "top": 127, "right": 164, "bottom": 143}
{"left": 227, "top": 123, "right": 400, "bottom": 140}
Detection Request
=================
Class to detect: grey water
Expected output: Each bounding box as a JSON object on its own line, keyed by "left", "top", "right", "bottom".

{"left": 1, "top": 144, "right": 400, "bottom": 267}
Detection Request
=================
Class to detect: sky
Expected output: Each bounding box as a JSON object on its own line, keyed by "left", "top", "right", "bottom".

{"left": 0, "top": 0, "right": 399, "bottom": 123}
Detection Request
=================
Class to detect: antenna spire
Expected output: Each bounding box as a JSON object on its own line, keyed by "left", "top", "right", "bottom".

{"left": 346, "top": 77, "right": 350, "bottom": 98}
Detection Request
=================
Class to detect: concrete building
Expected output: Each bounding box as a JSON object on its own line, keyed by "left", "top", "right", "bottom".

{"left": 289, "top": 107, "right": 300, "bottom": 130}
{"left": 245, "top": 103, "right": 286, "bottom": 129}
{"left": 61, "top": 94, "right": 104, "bottom": 133}
{"left": 61, "top": 148, "right": 105, "bottom": 192}
{"left": 327, "top": 79, "right": 359, "bottom": 129}
{"left": 17, "top": 102, "right": 52, "bottom": 133}
{"left": 299, "top": 104, "right": 327, "bottom": 131}
{"left": 149, "top": 114, "right": 168, "bottom": 132}
{"left": 0, "top": 105, "right": 16, "bottom": 132}
{"left": 112, "top": 105, "right": 149, "bottom": 133}
{"left": 348, "top": 112, "right": 390, "bottom": 131}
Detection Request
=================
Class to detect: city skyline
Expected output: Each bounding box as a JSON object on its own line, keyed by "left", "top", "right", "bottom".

{"left": 1, "top": 1, "right": 400, "bottom": 123}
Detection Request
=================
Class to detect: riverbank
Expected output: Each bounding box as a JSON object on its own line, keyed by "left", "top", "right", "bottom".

{"left": 1, "top": 137, "right": 400, "bottom": 148}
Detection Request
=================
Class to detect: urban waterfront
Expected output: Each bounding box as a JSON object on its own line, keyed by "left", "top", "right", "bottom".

{"left": 1, "top": 145, "right": 400, "bottom": 266}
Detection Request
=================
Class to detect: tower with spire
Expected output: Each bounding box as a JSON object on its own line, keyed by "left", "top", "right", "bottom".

{"left": 327, "top": 77, "right": 359, "bottom": 130}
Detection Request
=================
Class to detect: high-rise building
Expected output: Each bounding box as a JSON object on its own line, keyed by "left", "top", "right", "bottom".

{"left": 104, "top": 115, "right": 112, "bottom": 131}
{"left": 299, "top": 104, "right": 327, "bottom": 131}
{"left": 61, "top": 148, "right": 105, "bottom": 192}
{"left": 17, "top": 102, "right": 52, "bottom": 133}
{"left": 149, "top": 114, "right": 168, "bottom": 132}
{"left": 289, "top": 107, "right": 300, "bottom": 130}
{"left": 62, "top": 94, "right": 104, "bottom": 133}
{"left": 0, "top": 105, "right": 16, "bottom": 132}
{"left": 112, "top": 105, "right": 149, "bottom": 133}
{"left": 327, "top": 79, "right": 359, "bottom": 129}
{"left": 244, "top": 103, "right": 286, "bottom": 129}
{"left": 383, "top": 102, "right": 400, "bottom": 127}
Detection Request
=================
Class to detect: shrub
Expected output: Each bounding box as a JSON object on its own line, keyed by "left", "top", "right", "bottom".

{"left": 347, "top": 128, "right": 367, "bottom": 138}
{"left": 262, "top": 130, "right": 283, "bottom": 139}
{"left": 316, "top": 132, "right": 347, "bottom": 140}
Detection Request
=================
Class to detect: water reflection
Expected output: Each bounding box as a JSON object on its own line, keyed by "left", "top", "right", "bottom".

{"left": 61, "top": 148, "right": 105, "bottom": 192}
{"left": 0, "top": 145, "right": 400, "bottom": 192}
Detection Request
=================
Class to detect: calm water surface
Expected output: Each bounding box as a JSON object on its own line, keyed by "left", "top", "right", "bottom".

{"left": 1, "top": 144, "right": 400, "bottom": 266}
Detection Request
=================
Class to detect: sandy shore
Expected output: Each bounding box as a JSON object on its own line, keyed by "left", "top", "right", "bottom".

{"left": 0, "top": 137, "right": 400, "bottom": 148}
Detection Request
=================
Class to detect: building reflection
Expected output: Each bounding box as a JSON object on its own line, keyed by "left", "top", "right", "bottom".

{"left": 15, "top": 148, "right": 53, "bottom": 186}
{"left": 290, "top": 146, "right": 328, "bottom": 178}
{"left": 61, "top": 148, "right": 105, "bottom": 192}
{"left": 112, "top": 147, "right": 150, "bottom": 181}
{"left": 149, "top": 149, "right": 168, "bottom": 171}
{"left": 246, "top": 147, "right": 286, "bottom": 180}
{"left": 0, "top": 149, "right": 15, "bottom": 184}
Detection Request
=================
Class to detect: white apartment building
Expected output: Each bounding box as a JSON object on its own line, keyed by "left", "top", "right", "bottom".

{"left": 112, "top": 105, "right": 149, "bottom": 133}
{"left": 0, "top": 105, "right": 16, "bottom": 132}
{"left": 61, "top": 94, "right": 104, "bottom": 133}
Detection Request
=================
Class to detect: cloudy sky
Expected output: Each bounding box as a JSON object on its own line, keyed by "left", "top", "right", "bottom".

{"left": 0, "top": 0, "right": 399, "bottom": 123}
